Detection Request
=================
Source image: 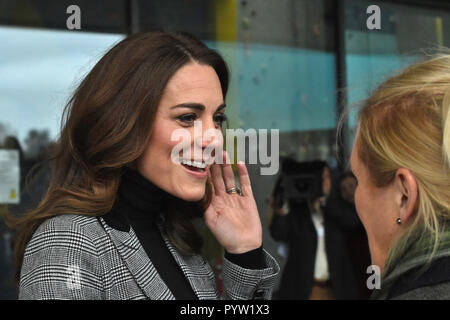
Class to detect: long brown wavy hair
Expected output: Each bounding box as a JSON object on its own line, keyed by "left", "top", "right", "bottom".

{"left": 6, "top": 31, "right": 229, "bottom": 280}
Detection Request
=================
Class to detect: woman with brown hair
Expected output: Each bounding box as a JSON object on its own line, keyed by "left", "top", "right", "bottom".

{"left": 10, "top": 31, "right": 279, "bottom": 300}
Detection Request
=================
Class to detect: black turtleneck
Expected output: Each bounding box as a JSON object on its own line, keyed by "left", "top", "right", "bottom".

{"left": 103, "top": 168, "right": 266, "bottom": 300}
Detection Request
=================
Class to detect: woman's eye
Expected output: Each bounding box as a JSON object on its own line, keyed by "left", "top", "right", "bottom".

{"left": 214, "top": 113, "right": 227, "bottom": 127}
{"left": 177, "top": 113, "right": 197, "bottom": 125}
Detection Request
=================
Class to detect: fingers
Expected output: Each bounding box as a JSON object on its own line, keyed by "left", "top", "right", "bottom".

{"left": 237, "top": 161, "right": 253, "bottom": 197}
{"left": 210, "top": 151, "right": 250, "bottom": 196}
{"left": 210, "top": 163, "right": 225, "bottom": 195}
{"left": 222, "top": 152, "right": 236, "bottom": 191}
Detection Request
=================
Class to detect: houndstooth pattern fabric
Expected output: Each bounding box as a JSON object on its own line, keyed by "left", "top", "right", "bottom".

{"left": 19, "top": 214, "right": 280, "bottom": 300}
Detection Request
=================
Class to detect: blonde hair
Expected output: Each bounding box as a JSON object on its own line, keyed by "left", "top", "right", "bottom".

{"left": 354, "top": 54, "right": 450, "bottom": 268}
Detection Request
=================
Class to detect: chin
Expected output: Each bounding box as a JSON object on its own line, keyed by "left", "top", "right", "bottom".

{"left": 177, "top": 187, "right": 206, "bottom": 202}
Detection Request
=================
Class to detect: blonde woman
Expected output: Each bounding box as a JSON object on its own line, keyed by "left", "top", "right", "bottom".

{"left": 349, "top": 54, "right": 450, "bottom": 300}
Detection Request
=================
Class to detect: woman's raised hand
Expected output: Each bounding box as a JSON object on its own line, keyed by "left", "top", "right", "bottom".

{"left": 204, "top": 153, "right": 262, "bottom": 254}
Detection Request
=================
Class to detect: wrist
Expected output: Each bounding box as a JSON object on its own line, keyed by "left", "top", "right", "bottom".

{"left": 225, "top": 245, "right": 266, "bottom": 269}
{"left": 225, "top": 241, "right": 263, "bottom": 255}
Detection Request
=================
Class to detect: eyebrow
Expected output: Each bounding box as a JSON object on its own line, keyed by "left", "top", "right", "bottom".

{"left": 170, "top": 103, "right": 226, "bottom": 112}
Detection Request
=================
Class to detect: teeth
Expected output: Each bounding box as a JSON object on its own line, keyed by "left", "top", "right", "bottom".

{"left": 180, "top": 159, "right": 207, "bottom": 169}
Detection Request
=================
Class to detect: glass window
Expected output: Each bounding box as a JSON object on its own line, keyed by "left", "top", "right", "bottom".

{"left": 0, "top": 0, "right": 128, "bottom": 33}
{"left": 344, "top": 0, "right": 450, "bottom": 154}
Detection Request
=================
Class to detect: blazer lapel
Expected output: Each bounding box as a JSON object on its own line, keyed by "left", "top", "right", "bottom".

{"left": 158, "top": 224, "right": 218, "bottom": 300}
{"left": 98, "top": 217, "right": 175, "bottom": 300}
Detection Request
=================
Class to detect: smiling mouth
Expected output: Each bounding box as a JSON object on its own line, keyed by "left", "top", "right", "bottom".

{"left": 180, "top": 158, "right": 207, "bottom": 172}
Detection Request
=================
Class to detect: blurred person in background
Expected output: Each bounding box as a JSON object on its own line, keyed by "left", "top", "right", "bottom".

{"left": 328, "top": 172, "right": 371, "bottom": 299}
{"left": 269, "top": 158, "right": 359, "bottom": 300}
{"left": 348, "top": 54, "right": 450, "bottom": 299}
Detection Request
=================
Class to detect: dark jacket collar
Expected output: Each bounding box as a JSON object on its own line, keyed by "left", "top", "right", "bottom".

{"left": 372, "top": 225, "right": 450, "bottom": 300}
{"left": 388, "top": 255, "right": 450, "bottom": 299}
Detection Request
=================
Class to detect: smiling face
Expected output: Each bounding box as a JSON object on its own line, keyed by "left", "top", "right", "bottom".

{"left": 136, "top": 62, "right": 226, "bottom": 201}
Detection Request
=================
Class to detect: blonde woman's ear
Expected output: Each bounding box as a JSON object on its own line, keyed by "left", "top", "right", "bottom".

{"left": 396, "top": 168, "right": 418, "bottom": 225}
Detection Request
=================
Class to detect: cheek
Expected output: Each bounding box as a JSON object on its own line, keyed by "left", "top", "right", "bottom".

{"left": 138, "top": 122, "right": 183, "bottom": 180}
{"left": 148, "top": 124, "right": 182, "bottom": 160}
{"left": 354, "top": 186, "right": 390, "bottom": 237}
{"left": 354, "top": 187, "right": 368, "bottom": 221}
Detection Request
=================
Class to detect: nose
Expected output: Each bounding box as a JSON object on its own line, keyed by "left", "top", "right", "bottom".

{"left": 193, "top": 119, "right": 223, "bottom": 149}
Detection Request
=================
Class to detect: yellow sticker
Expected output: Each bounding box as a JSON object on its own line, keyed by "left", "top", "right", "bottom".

{"left": 10, "top": 189, "right": 16, "bottom": 199}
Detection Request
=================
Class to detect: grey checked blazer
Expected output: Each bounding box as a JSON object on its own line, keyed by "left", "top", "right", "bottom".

{"left": 19, "top": 214, "right": 280, "bottom": 300}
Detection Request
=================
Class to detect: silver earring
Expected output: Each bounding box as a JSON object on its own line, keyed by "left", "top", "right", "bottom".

{"left": 396, "top": 218, "right": 402, "bottom": 225}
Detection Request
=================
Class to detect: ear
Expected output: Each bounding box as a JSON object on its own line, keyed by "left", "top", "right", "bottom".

{"left": 394, "top": 168, "right": 418, "bottom": 224}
